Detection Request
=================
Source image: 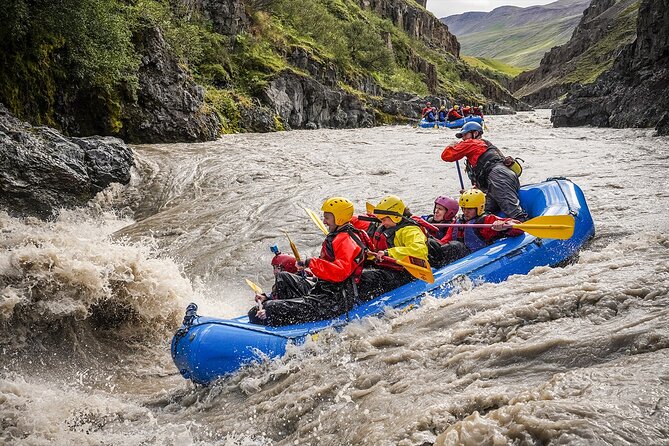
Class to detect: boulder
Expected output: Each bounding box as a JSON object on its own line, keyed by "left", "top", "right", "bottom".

{"left": 0, "top": 104, "right": 134, "bottom": 219}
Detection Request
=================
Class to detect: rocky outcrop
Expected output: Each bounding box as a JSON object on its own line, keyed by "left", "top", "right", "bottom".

{"left": 197, "top": 0, "right": 249, "bottom": 36}
{"left": 0, "top": 104, "right": 134, "bottom": 219}
{"left": 358, "top": 0, "right": 460, "bottom": 57}
{"left": 512, "top": 0, "right": 638, "bottom": 106}
{"left": 551, "top": 0, "right": 669, "bottom": 135}
{"left": 262, "top": 72, "right": 375, "bottom": 129}
{"left": 119, "top": 27, "right": 221, "bottom": 143}
{"left": 54, "top": 27, "right": 220, "bottom": 144}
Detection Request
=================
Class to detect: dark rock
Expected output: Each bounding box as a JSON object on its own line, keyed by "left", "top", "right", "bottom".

{"left": 655, "top": 112, "right": 669, "bottom": 136}
{"left": 262, "top": 71, "right": 375, "bottom": 129}
{"left": 512, "top": 0, "right": 639, "bottom": 106}
{"left": 239, "top": 103, "right": 281, "bottom": 132}
{"left": 196, "top": 0, "right": 249, "bottom": 36}
{"left": 0, "top": 104, "right": 134, "bottom": 219}
{"left": 358, "top": 0, "right": 460, "bottom": 57}
{"left": 552, "top": 0, "right": 669, "bottom": 131}
{"left": 119, "top": 27, "right": 221, "bottom": 143}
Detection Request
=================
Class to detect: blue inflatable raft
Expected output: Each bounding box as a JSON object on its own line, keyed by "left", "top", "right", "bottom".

{"left": 172, "top": 178, "right": 595, "bottom": 384}
{"left": 418, "top": 115, "right": 484, "bottom": 129}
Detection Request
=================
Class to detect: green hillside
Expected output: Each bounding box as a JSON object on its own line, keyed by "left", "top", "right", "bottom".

{"left": 442, "top": 0, "right": 590, "bottom": 69}
{"left": 0, "top": 0, "right": 490, "bottom": 134}
{"left": 461, "top": 56, "right": 525, "bottom": 77}
{"left": 456, "top": 15, "right": 580, "bottom": 68}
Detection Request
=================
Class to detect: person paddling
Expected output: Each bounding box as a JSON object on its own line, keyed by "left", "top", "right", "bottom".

{"left": 438, "top": 106, "right": 448, "bottom": 123}
{"left": 247, "top": 247, "right": 316, "bottom": 316}
{"left": 357, "top": 195, "right": 429, "bottom": 301}
{"left": 248, "top": 197, "right": 370, "bottom": 326}
{"left": 441, "top": 122, "right": 528, "bottom": 221}
{"left": 447, "top": 189, "right": 523, "bottom": 249}
{"left": 418, "top": 195, "right": 459, "bottom": 239}
{"left": 447, "top": 105, "right": 463, "bottom": 122}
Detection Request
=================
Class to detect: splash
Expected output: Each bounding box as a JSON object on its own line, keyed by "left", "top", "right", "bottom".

{"left": 0, "top": 208, "right": 193, "bottom": 355}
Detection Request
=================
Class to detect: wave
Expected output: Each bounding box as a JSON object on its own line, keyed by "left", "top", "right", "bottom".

{"left": 0, "top": 207, "right": 193, "bottom": 358}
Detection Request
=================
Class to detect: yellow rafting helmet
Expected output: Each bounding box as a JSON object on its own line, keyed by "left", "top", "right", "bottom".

{"left": 459, "top": 189, "right": 486, "bottom": 216}
{"left": 454, "top": 105, "right": 460, "bottom": 110}
{"left": 374, "top": 195, "right": 406, "bottom": 223}
{"left": 321, "top": 197, "right": 354, "bottom": 226}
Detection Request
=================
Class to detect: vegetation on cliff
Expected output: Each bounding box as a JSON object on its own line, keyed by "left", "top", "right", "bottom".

{"left": 0, "top": 0, "right": 500, "bottom": 138}
{"left": 512, "top": 0, "right": 639, "bottom": 106}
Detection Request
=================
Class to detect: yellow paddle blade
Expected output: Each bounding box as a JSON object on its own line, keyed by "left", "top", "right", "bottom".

{"left": 366, "top": 202, "right": 376, "bottom": 215}
{"left": 283, "top": 231, "right": 301, "bottom": 262}
{"left": 304, "top": 207, "right": 329, "bottom": 235}
{"left": 514, "top": 215, "right": 575, "bottom": 240}
{"left": 395, "top": 256, "right": 435, "bottom": 284}
{"left": 245, "top": 278, "right": 263, "bottom": 295}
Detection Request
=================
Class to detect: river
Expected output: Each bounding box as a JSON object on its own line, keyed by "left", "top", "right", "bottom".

{"left": 1, "top": 110, "right": 668, "bottom": 445}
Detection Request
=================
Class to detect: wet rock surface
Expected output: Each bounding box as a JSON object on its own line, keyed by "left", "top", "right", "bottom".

{"left": 0, "top": 104, "right": 134, "bottom": 219}
{"left": 551, "top": 0, "right": 669, "bottom": 134}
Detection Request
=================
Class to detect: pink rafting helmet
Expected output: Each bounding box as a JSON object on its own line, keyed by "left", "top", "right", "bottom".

{"left": 434, "top": 196, "right": 459, "bottom": 221}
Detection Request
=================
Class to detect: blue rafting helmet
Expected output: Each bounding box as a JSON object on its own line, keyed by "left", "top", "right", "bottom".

{"left": 455, "top": 121, "right": 483, "bottom": 138}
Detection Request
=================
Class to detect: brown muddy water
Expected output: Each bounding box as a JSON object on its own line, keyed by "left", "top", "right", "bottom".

{"left": 1, "top": 110, "right": 669, "bottom": 445}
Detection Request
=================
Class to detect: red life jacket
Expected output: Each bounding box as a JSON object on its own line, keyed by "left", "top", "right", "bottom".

{"left": 321, "top": 223, "right": 370, "bottom": 282}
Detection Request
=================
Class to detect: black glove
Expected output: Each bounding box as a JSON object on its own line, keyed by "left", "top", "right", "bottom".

{"left": 297, "top": 258, "right": 311, "bottom": 268}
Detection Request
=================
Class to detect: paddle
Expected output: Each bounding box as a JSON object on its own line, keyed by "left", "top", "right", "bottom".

{"left": 455, "top": 160, "right": 465, "bottom": 191}
{"left": 366, "top": 202, "right": 376, "bottom": 215}
{"left": 432, "top": 215, "right": 575, "bottom": 240}
{"left": 283, "top": 231, "right": 301, "bottom": 262}
{"left": 382, "top": 254, "right": 435, "bottom": 283}
{"left": 245, "top": 278, "right": 265, "bottom": 310}
{"left": 245, "top": 278, "right": 263, "bottom": 295}
{"left": 411, "top": 215, "right": 440, "bottom": 233}
{"left": 303, "top": 206, "right": 329, "bottom": 235}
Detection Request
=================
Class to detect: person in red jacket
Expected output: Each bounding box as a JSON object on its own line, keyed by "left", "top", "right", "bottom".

{"left": 248, "top": 197, "right": 370, "bottom": 326}
{"left": 461, "top": 105, "right": 472, "bottom": 117}
{"left": 447, "top": 105, "right": 463, "bottom": 122}
{"left": 472, "top": 105, "right": 485, "bottom": 119}
{"left": 441, "top": 122, "right": 528, "bottom": 220}
{"left": 421, "top": 101, "right": 434, "bottom": 118}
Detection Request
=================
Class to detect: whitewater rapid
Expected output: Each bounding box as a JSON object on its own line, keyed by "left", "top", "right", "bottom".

{"left": 1, "top": 110, "right": 668, "bottom": 445}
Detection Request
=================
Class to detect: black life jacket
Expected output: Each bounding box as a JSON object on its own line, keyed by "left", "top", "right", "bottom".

{"left": 373, "top": 218, "right": 422, "bottom": 270}
{"left": 465, "top": 139, "right": 505, "bottom": 190}
{"left": 322, "top": 223, "right": 368, "bottom": 282}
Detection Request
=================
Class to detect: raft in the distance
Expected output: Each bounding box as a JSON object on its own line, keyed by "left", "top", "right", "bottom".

{"left": 171, "top": 178, "right": 595, "bottom": 385}
{"left": 418, "top": 115, "right": 484, "bottom": 129}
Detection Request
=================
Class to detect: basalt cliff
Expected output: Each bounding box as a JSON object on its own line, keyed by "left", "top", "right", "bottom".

{"left": 511, "top": 0, "right": 639, "bottom": 107}
{"left": 551, "top": 0, "right": 669, "bottom": 135}
{"left": 0, "top": 0, "right": 525, "bottom": 144}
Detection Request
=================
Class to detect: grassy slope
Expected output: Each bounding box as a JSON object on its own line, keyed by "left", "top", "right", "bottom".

{"left": 456, "top": 13, "right": 582, "bottom": 68}
{"left": 461, "top": 56, "right": 525, "bottom": 77}
{"left": 0, "top": 0, "right": 492, "bottom": 133}
{"left": 514, "top": 0, "right": 639, "bottom": 99}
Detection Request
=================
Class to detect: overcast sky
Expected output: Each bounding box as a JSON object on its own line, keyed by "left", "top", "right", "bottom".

{"left": 426, "top": 0, "right": 556, "bottom": 18}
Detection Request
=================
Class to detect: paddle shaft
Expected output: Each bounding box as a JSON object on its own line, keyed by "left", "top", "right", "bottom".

{"left": 430, "top": 214, "right": 576, "bottom": 240}
{"left": 455, "top": 160, "right": 465, "bottom": 190}
{"left": 431, "top": 223, "right": 572, "bottom": 229}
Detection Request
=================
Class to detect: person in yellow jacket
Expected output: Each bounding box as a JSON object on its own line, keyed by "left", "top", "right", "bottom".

{"left": 357, "top": 195, "right": 429, "bottom": 301}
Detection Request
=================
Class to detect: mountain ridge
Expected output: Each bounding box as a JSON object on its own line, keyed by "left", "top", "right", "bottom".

{"left": 441, "top": 0, "right": 591, "bottom": 68}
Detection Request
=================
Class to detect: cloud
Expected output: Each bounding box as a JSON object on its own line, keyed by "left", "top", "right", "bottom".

{"left": 427, "top": 0, "right": 556, "bottom": 18}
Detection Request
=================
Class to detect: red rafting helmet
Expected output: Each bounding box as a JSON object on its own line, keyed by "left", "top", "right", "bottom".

{"left": 434, "top": 196, "right": 459, "bottom": 221}
{"left": 271, "top": 253, "right": 298, "bottom": 273}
